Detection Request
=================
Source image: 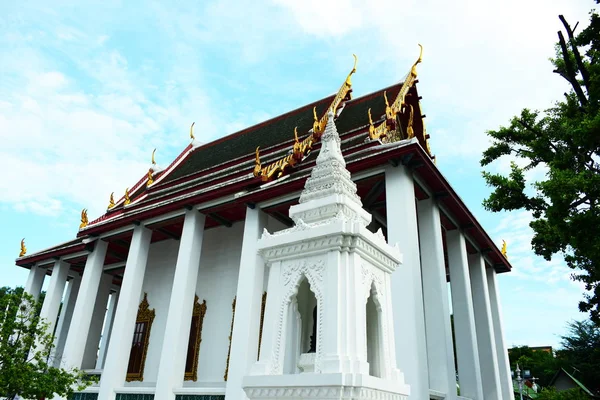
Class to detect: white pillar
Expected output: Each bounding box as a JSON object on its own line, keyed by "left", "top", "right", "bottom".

{"left": 417, "top": 198, "right": 457, "bottom": 400}
{"left": 98, "top": 225, "right": 152, "bottom": 400}
{"left": 469, "top": 254, "right": 501, "bottom": 400}
{"left": 61, "top": 240, "right": 109, "bottom": 370}
{"left": 24, "top": 265, "right": 46, "bottom": 302}
{"left": 96, "top": 290, "right": 119, "bottom": 369}
{"left": 225, "top": 207, "right": 267, "bottom": 400}
{"left": 53, "top": 276, "right": 81, "bottom": 367}
{"left": 39, "top": 260, "right": 70, "bottom": 337}
{"left": 447, "top": 230, "right": 483, "bottom": 400}
{"left": 487, "top": 268, "right": 514, "bottom": 400}
{"left": 82, "top": 273, "right": 112, "bottom": 369}
{"left": 385, "top": 164, "right": 429, "bottom": 400}
{"left": 155, "top": 210, "right": 206, "bottom": 400}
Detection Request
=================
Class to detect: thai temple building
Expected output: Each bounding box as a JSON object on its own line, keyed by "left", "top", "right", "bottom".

{"left": 15, "top": 47, "right": 514, "bottom": 400}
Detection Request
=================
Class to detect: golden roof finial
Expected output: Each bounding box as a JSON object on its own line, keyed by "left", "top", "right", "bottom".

{"left": 147, "top": 169, "right": 154, "bottom": 187}
{"left": 151, "top": 148, "right": 156, "bottom": 166}
{"left": 108, "top": 192, "right": 115, "bottom": 209}
{"left": 294, "top": 126, "right": 299, "bottom": 143}
{"left": 253, "top": 147, "right": 262, "bottom": 178}
{"left": 410, "top": 44, "right": 423, "bottom": 78}
{"left": 80, "top": 209, "right": 89, "bottom": 229}
{"left": 345, "top": 54, "right": 358, "bottom": 86}
{"left": 19, "top": 238, "right": 26, "bottom": 257}
{"left": 124, "top": 188, "right": 131, "bottom": 205}
{"left": 190, "top": 122, "right": 195, "bottom": 141}
{"left": 501, "top": 240, "right": 508, "bottom": 258}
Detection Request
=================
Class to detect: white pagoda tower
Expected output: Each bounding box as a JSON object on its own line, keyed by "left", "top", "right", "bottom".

{"left": 242, "top": 111, "right": 411, "bottom": 400}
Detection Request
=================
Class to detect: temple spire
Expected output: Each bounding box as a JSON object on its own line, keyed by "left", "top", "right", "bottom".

{"left": 298, "top": 110, "right": 361, "bottom": 207}
{"left": 289, "top": 110, "right": 370, "bottom": 228}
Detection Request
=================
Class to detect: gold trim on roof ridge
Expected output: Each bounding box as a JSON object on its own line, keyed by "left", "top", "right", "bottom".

{"left": 368, "top": 44, "right": 424, "bottom": 142}
{"left": 254, "top": 55, "right": 357, "bottom": 182}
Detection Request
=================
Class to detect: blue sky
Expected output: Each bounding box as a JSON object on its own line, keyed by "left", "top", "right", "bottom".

{"left": 0, "top": 0, "right": 595, "bottom": 349}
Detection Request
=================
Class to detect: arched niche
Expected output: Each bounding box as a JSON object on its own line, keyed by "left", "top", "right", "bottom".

{"left": 366, "top": 283, "right": 384, "bottom": 378}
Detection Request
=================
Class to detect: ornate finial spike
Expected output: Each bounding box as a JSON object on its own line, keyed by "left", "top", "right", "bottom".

{"left": 80, "top": 208, "right": 89, "bottom": 229}
{"left": 368, "top": 108, "right": 373, "bottom": 126}
{"left": 345, "top": 54, "right": 358, "bottom": 86}
{"left": 190, "top": 122, "right": 196, "bottom": 140}
{"left": 411, "top": 44, "right": 423, "bottom": 78}
{"left": 151, "top": 148, "right": 156, "bottom": 166}
{"left": 253, "top": 147, "right": 262, "bottom": 178}
{"left": 384, "top": 91, "right": 390, "bottom": 107}
{"left": 19, "top": 238, "right": 26, "bottom": 257}
{"left": 501, "top": 240, "right": 508, "bottom": 258}
{"left": 294, "top": 127, "right": 299, "bottom": 143}
{"left": 124, "top": 188, "right": 131, "bottom": 206}
{"left": 147, "top": 169, "right": 154, "bottom": 187}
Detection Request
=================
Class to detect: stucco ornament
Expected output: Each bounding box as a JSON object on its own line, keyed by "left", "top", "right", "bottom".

{"left": 247, "top": 109, "right": 409, "bottom": 400}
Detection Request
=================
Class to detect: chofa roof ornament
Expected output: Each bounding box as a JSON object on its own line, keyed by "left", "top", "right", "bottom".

{"left": 368, "top": 44, "right": 423, "bottom": 142}
{"left": 254, "top": 54, "right": 358, "bottom": 183}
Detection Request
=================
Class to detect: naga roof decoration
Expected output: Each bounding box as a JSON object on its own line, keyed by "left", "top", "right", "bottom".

{"left": 19, "top": 238, "right": 26, "bottom": 257}
{"left": 80, "top": 209, "right": 89, "bottom": 229}
{"left": 253, "top": 55, "right": 358, "bottom": 183}
{"left": 124, "top": 188, "right": 131, "bottom": 206}
{"left": 108, "top": 192, "right": 115, "bottom": 209}
{"left": 366, "top": 44, "right": 434, "bottom": 161}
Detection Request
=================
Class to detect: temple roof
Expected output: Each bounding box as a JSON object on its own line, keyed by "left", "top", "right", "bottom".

{"left": 15, "top": 52, "right": 513, "bottom": 274}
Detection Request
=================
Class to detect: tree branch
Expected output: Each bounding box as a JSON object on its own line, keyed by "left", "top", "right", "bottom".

{"left": 557, "top": 31, "right": 588, "bottom": 108}
{"left": 559, "top": 15, "right": 591, "bottom": 91}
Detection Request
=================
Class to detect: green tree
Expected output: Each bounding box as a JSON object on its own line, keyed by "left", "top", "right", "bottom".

{"left": 554, "top": 320, "right": 600, "bottom": 394}
{"left": 0, "top": 287, "right": 94, "bottom": 400}
{"left": 508, "top": 346, "right": 558, "bottom": 386}
{"left": 480, "top": 2, "right": 600, "bottom": 323}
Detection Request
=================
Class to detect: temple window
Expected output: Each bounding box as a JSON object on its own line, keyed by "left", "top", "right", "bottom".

{"left": 184, "top": 296, "right": 207, "bottom": 381}
{"left": 126, "top": 293, "right": 155, "bottom": 382}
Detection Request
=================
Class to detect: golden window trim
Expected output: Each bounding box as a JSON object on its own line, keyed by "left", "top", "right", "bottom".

{"left": 184, "top": 295, "right": 207, "bottom": 382}
{"left": 257, "top": 292, "right": 267, "bottom": 360}
{"left": 126, "top": 292, "right": 155, "bottom": 382}
{"left": 224, "top": 296, "right": 236, "bottom": 381}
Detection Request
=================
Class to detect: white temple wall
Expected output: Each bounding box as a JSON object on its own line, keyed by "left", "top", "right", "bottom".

{"left": 124, "top": 238, "right": 179, "bottom": 386}
{"left": 192, "top": 221, "right": 244, "bottom": 384}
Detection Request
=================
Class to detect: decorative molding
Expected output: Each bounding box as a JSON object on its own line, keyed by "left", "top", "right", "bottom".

{"left": 126, "top": 293, "right": 155, "bottom": 382}
{"left": 184, "top": 295, "right": 207, "bottom": 381}
{"left": 224, "top": 296, "right": 236, "bottom": 381}
{"left": 245, "top": 386, "right": 408, "bottom": 400}
{"left": 258, "top": 292, "right": 267, "bottom": 360}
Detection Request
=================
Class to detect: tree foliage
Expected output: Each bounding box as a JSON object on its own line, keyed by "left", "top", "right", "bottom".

{"left": 0, "top": 287, "right": 94, "bottom": 400}
{"left": 537, "top": 387, "right": 591, "bottom": 400}
{"left": 555, "top": 320, "right": 600, "bottom": 394}
{"left": 480, "top": 2, "right": 600, "bottom": 323}
{"left": 508, "top": 345, "right": 557, "bottom": 386}
{"left": 509, "top": 320, "right": 600, "bottom": 395}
